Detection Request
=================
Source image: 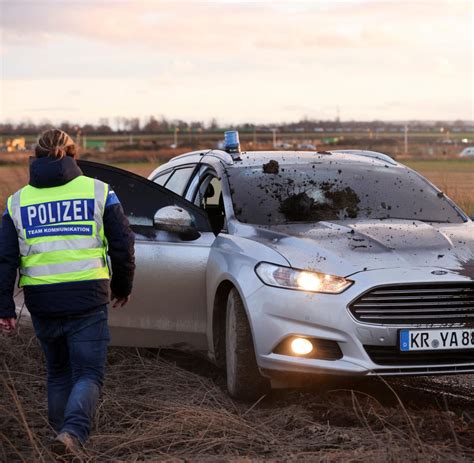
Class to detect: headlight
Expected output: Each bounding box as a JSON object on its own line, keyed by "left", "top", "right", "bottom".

{"left": 255, "top": 262, "right": 353, "bottom": 294}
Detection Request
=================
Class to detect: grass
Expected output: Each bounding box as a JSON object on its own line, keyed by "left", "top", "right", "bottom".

{"left": 0, "top": 165, "right": 28, "bottom": 210}
{"left": 110, "top": 162, "right": 155, "bottom": 177}
{"left": 405, "top": 159, "right": 474, "bottom": 170}
{"left": 403, "top": 160, "right": 474, "bottom": 215}
{"left": 1, "top": 325, "right": 473, "bottom": 462}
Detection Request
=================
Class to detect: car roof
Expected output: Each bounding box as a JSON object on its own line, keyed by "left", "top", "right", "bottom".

{"left": 150, "top": 148, "right": 401, "bottom": 179}
{"left": 169, "top": 149, "right": 397, "bottom": 167}
{"left": 230, "top": 150, "right": 398, "bottom": 168}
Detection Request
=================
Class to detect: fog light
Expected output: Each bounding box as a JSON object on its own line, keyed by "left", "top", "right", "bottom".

{"left": 290, "top": 337, "right": 313, "bottom": 355}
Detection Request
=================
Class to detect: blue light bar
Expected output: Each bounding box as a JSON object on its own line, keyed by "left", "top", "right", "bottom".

{"left": 224, "top": 131, "right": 241, "bottom": 157}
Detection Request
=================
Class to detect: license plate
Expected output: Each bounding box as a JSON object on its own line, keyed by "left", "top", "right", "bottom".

{"left": 400, "top": 328, "right": 474, "bottom": 352}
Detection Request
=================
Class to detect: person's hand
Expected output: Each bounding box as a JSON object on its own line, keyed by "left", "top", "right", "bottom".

{"left": 111, "top": 294, "right": 130, "bottom": 309}
{"left": 0, "top": 317, "right": 17, "bottom": 333}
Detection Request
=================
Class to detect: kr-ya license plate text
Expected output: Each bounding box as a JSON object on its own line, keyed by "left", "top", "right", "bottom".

{"left": 400, "top": 328, "right": 474, "bottom": 352}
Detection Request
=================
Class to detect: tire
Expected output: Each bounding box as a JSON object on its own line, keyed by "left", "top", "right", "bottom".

{"left": 226, "top": 288, "right": 270, "bottom": 400}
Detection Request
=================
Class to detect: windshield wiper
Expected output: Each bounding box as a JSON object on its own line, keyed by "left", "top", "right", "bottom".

{"left": 367, "top": 217, "right": 448, "bottom": 223}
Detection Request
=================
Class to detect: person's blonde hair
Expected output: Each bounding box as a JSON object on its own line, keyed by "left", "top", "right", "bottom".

{"left": 35, "top": 129, "right": 77, "bottom": 159}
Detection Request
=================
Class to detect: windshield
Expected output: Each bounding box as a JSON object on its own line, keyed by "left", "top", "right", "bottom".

{"left": 226, "top": 161, "right": 464, "bottom": 225}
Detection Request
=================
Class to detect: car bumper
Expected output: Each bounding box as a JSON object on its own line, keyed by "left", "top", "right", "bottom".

{"left": 245, "top": 267, "right": 474, "bottom": 377}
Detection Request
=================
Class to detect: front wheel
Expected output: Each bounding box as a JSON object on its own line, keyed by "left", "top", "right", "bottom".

{"left": 226, "top": 288, "right": 270, "bottom": 400}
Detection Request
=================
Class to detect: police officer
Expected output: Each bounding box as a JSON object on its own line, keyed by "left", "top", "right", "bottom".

{"left": 0, "top": 129, "right": 135, "bottom": 454}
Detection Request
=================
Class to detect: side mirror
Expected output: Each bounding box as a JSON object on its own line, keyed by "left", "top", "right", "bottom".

{"left": 153, "top": 206, "right": 200, "bottom": 240}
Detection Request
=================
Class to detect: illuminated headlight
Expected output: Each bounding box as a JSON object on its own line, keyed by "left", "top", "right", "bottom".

{"left": 255, "top": 263, "right": 353, "bottom": 294}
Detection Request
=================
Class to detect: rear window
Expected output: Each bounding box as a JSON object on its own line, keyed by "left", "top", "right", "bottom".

{"left": 164, "top": 166, "right": 195, "bottom": 195}
{"left": 153, "top": 170, "right": 173, "bottom": 186}
{"left": 226, "top": 161, "right": 464, "bottom": 225}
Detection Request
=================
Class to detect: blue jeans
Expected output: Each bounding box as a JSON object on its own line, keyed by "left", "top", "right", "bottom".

{"left": 31, "top": 307, "right": 110, "bottom": 444}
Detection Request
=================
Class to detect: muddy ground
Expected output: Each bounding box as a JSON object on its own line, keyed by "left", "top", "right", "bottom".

{"left": 1, "top": 323, "right": 473, "bottom": 463}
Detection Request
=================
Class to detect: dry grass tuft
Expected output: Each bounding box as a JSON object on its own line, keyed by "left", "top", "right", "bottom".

{"left": 1, "top": 325, "right": 473, "bottom": 462}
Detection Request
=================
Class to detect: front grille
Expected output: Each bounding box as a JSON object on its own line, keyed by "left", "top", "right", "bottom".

{"left": 365, "top": 345, "right": 474, "bottom": 366}
{"left": 349, "top": 282, "right": 474, "bottom": 325}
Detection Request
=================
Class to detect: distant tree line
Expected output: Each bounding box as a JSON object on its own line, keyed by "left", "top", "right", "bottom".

{"left": 0, "top": 116, "right": 472, "bottom": 136}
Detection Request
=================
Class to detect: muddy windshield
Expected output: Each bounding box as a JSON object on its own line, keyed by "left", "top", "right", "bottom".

{"left": 226, "top": 161, "right": 464, "bottom": 225}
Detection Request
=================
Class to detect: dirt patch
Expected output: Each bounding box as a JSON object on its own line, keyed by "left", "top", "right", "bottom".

{"left": 280, "top": 191, "right": 318, "bottom": 221}
{"left": 280, "top": 182, "right": 360, "bottom": 222}
{"left": 1, "top": 325, "right": 473, "bottom": 462}
{"left": 262, "top": 160, "right": 280, "bottom": 174}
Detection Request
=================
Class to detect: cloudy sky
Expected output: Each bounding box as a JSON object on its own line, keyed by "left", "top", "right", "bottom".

{"left": 0, "top": 0, "right": 472, "bottom": 124}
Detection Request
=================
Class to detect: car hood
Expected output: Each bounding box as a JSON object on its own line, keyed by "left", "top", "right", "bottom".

{"left": 248, "top": 219, "right": 474, "bottom": 278}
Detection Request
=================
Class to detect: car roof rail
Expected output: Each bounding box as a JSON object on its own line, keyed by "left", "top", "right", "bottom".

{"left": 168, "top": 150, "right": 212, "bottom": 163}
{"left": 332, "top": 149, "right": 398, "bottom": 166}
{"left": 169, "top": 149, "right": 235, "bottom": 165}
{"left": 203, "top": 149, "right": 235, "bottom": 164}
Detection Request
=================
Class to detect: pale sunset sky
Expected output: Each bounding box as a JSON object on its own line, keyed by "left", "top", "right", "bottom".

{"left": 0, "top": 0, "right": 472, "bottom": 125}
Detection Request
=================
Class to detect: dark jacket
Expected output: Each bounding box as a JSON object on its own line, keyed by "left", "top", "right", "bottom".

{"left": 0, "top": 156, "right": 135, "bottom": 318}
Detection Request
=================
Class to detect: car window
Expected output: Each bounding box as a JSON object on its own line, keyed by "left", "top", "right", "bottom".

{"left": 206, "top": 177, "right": 222, "bottom": 206}
{"left": 77, "top": 161, "right": 212, "bottom": 239}
{"left": 153, "top": 170, "right": 173, "bottom": 186}
{"left": 191, "top": 172, "right": 226, "bottom": 235}
{"left": 194, "top": 175, "right": 222, "bottom": 207}
{"left": 165, "top": 166, "right": 195, "bottom": 195}
{"left": 226, "top": 162, "right": 465, "bottom": 225}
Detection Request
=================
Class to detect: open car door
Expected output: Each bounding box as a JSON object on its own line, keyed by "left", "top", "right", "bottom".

{"left": 78, "top": 160, "right": 214, "bottom": 351}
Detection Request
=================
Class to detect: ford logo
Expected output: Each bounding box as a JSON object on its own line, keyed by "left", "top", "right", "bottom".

{"left": 431, "top": 270, "right": 448, "bottom": 275}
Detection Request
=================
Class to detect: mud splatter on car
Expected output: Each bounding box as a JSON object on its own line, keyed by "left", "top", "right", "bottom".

{"left": 279, "top": 182, "right": 360, "bottom": 222}
{"left": 227, "top": 159, "right": 463, "bottom": 226}
{"left": 262, "top": 160, "right": 280, "bottom": 175}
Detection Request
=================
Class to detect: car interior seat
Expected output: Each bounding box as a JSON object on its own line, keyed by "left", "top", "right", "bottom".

{"left": 203, "top": 183, "right": 225, "bottom": 235}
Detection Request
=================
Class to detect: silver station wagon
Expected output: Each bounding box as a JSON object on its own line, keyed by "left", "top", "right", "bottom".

{"left": 80, "top": 132, "right": 474, "bottom": 400}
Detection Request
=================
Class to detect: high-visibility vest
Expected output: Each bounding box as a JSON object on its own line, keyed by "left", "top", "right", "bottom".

{"left": 7, "top": 175, "right": 110, "bottom": 287}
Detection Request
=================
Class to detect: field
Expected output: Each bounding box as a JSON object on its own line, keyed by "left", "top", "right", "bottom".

{"left": 1, "top": 152, "right": 474, "bottom": 461}
{"left": 1, "top": 326, "right": 473, "bottom": 462}
{"left": 403, "top": 159, "right": 474, "bottom": 215}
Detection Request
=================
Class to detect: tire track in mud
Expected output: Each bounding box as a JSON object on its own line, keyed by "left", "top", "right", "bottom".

{"left": 161, "top": 347, "right": 474, "bottom": 406}
{"left": 399, "top": 376, "right": 473, "bottom": 400}
{"left": 391, "top": 375, "right": 474, "bottom": 414}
